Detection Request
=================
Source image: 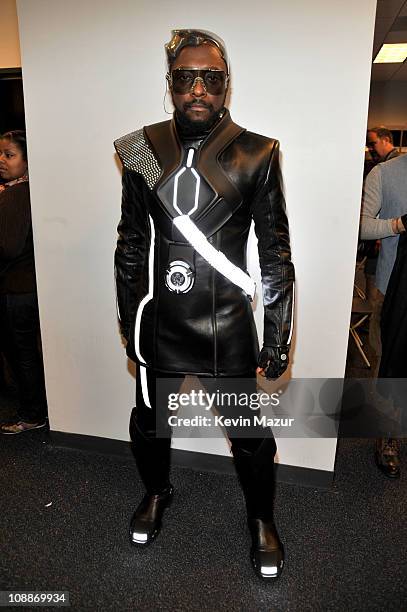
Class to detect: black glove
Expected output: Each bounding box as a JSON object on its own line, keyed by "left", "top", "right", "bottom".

{"left": 258, "top": 345, "right": 289, "bottom": 380}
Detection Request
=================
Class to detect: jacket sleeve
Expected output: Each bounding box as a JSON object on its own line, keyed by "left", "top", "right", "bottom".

{"left": 0, "top": 184, "right": 32, "bottom": 261}
{"left": 251, "top": 140, "right": 295, "bottom": 348}
{"left": 360, "top": 164, "right": 394, "bottom": 240}
{"left": 114, "top": 168, "right": 150, "bottom": 351}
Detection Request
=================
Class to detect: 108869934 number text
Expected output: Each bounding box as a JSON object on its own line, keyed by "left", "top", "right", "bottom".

{"left": 0, "top": 592, "right": 70, "bottom": 607}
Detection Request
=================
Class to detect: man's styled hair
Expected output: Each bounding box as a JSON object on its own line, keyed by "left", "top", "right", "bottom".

{"left": 165, "top": 29, "right": 229, "bottom": 73}
{"left": 368, "top": 127, "right": 394, "bottom": 144}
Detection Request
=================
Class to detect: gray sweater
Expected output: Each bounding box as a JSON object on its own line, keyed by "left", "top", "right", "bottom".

{"left": 360, "top": 154, "right": 407, "bottom": 294}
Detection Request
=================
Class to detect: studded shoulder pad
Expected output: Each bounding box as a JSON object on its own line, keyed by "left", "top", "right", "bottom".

{"left": 114, "top": 129, "right": 161, "bottom": 190}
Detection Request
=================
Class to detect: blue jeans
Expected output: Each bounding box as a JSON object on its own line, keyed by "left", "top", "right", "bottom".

{"left": 0, "top": 293, "right": 47, "bottom": 423}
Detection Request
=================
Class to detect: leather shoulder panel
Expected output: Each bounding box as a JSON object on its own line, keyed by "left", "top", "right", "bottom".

{"left": 114, "top": 128, "right": 161, "bottom": 190}
{"left": 219, "top": 130, "right": 279, "bottom": 195}
{"left": 234, "top": 130, "right": 277, "bottom": 159}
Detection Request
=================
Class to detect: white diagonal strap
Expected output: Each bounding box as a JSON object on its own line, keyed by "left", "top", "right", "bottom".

{"left": 173, "top": 214, "right": 256, "bottom": 300}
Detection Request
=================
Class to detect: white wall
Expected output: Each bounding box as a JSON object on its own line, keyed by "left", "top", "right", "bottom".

{"left": 16, "top": 0, "right": 376, "bottom": 473}
{"left": 0, "top": 0, "right": 21, "bottom": 68}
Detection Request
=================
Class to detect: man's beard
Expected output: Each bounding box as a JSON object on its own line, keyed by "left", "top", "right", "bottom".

{"left": 175, "top": 102, "right": 224, "bottom": 137}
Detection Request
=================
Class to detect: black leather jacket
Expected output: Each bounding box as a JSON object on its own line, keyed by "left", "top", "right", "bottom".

{"left": 114, "top": 110, "right": 294, "bottom": 376}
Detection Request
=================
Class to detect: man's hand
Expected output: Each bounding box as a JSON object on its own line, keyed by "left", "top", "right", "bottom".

{"left": 391, "top": 217, "right": 407, "bottom": 234}
{"left": 257, "top": 346, "right": 289, "bottom": 380}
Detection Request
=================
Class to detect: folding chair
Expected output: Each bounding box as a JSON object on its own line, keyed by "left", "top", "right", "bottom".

{"left": 350, "top": 298, "right": 373, "bottom": 368}
{"left": 349, "top": 257, "right": 373, "bottom": 368}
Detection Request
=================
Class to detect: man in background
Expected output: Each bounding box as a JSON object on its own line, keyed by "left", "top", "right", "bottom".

{"left": 366, "top": 127, "right": 399, "bottom": 164}
{"left": 360, "top": 151, "right": 406, "bottom": 478}
{"left": 362, "top": 128, "right": 400, "bottom": 304}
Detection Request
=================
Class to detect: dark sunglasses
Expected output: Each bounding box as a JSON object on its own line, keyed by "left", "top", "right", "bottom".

{"left": 168, "top": 69, "right": 228, "bottom": 95}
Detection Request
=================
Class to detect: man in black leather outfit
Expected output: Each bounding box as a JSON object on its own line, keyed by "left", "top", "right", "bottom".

{"left": 114, "top": 29, "right": 294, "bottom": 581}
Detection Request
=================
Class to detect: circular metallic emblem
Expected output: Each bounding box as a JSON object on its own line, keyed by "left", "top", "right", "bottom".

{"left": 165, "top": 260, "right": 194, "bottom": 294}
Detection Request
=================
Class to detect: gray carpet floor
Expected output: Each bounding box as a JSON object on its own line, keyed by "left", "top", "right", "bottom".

{"left": 0, "top": 416, "right": 406, "bottom": 611}
{"left": 0, "top": 328, "right": 406, "bottom": 611}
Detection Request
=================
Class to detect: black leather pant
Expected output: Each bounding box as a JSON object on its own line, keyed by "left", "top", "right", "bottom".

{"left": 130, "top": 368, "right": 277, "bottom": 520}
{"left": 0, "top": 293, "right": 47, "bottom": 423}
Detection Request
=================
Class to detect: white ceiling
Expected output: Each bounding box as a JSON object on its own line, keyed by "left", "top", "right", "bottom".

{"left": 371, "top": 0, "right": 407, "bottom": 81}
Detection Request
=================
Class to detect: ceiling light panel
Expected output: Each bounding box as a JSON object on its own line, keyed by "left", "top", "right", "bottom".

{"left": 374, "top": 43, "right": 407, "bottom": 63}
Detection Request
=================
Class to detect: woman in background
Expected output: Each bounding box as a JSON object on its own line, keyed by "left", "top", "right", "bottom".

{"left": 0, "top": 130, "right": 47, "bottom": 433}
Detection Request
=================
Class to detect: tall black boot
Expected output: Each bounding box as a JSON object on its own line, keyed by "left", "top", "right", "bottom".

{"left": 129, "top": 410, "right": 173, "bottom": 546}
{"left": 130, "top": 413, "right": 172, "bottom": 494}
{"left": 232, "top": 438, "right": 284, "bottom": 580}
{"left": 129, "top": 485, "right": 174, "bottom": 546}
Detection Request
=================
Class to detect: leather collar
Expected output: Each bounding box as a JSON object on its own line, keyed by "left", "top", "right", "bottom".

{"left": 144, "top": 110, "right": 246, "bottom": 233}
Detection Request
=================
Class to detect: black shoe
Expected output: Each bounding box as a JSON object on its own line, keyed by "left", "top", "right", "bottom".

{"left": 375, "top": 438, "right": 401, "bottom": 479}
{"left": 129, "top": 485, "right": 173, "bottom": 546}
{"left": 248, "top": 518, "right": 284, "bottom": 580}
